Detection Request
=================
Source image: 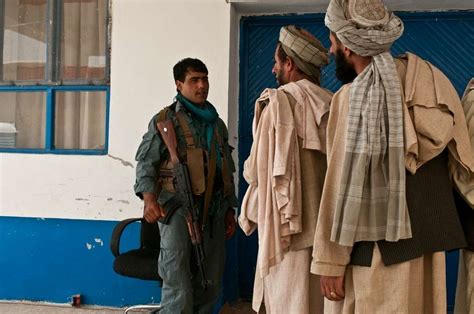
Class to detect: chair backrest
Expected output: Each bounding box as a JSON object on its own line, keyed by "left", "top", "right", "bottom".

{"left": 111, "top": 218, "right": 162, "bottom": 282}
{"left": 141, "top": 220, "right": 160, "bottom": 249}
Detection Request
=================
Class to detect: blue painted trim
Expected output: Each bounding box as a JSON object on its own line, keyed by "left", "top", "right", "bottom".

{"left": 0, "top": 86, "right": 110, "bottom": 155}
{"left": 237, "top": 16, "right": 261, "bottom": 299}
{"left": 0, "top": 149, "right": 106, "bottom": 155}
{"left": 397, "top": 11, "right": 474, "bottom": 20}
{"left": 240, "top": 11, "right": 474, "bottom": 25}
{"left": 0, "top": 86, "right": 51, "bottom": 91}
{"left": 0, "top": 216, "right": 161, "bottom": 307}
{"left": 53, "top": 85, "right": 109, "bottom": 91}
{"left": 49, "top": 149, "right": 107, "bottom": 155}
{"left": 0, "top": 85, "right": 109, "bottom": 91}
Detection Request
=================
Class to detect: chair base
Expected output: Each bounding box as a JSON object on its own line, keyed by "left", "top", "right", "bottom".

{"left": 124, "top": 304, "right": 162, "bottom": 313}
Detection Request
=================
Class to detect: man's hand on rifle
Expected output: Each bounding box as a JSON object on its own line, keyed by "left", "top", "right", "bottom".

{"left": 143, "top": 192, "right": 166, "bottom": 223}
{"left": 224, "top": 208, "right": 236, "bottom": 240}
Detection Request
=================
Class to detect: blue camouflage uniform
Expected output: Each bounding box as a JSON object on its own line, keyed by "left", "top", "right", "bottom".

{"left": 134, "top": 100, "right": 238, "bottom": 314}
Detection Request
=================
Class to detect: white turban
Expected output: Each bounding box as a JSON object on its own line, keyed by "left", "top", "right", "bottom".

{"left": 325, "top": 0, "right": 404, "bottom": 56}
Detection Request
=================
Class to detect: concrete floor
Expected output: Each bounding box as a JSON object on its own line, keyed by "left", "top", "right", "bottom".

{"left": 0, "top": 300, "right": 257, "bottom": 314}
{"left": 0, "top": 302, "right": 123, "bottom": 314}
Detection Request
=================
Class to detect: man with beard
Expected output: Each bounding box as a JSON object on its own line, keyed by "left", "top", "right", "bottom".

{"left": 311, "top": 0, "right": 474, "bottom": 312}
{"left": 239, "top": 25, "right": 332, "bottom": 313}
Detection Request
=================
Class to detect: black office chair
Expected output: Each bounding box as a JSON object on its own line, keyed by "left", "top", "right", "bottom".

{"left": 110, "top": 217, "right": 163, "bottom": 313}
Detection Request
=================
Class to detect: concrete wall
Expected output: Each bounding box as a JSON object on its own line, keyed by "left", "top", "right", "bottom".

{"left": 0, "top": 0, "right": 233, "bottom": 307}
{"left": 0, "top": 0, "right": 232, "bottom": 221}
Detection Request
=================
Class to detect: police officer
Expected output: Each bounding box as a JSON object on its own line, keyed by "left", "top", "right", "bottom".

{"left": 134, "top": 58, "right": 238, "bottom": 314}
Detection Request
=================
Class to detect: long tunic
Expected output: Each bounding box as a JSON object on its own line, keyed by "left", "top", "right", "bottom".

{"left": 454, "top": 79, "right": 474, "bottom": 314}
{"left": 311, "top": 54, "right": 474, "bottom": 312}
{"left": 325, "top": 247, "right": 446, "bottom": 314}
{"left": 239, "top": 79, "right": 331, "bottom": 313}
{"left": 455, "top": 250, "right": 474, "bottom": 314}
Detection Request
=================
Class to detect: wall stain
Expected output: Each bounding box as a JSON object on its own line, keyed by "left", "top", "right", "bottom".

{"left": 107, "top": 154, "right": 134, "bottom": 168}
{"left": 75, "top": 198, "right": 89, "bottom": 201}
{"left": 118, "top": 200, "right": 130, "bottom": 204}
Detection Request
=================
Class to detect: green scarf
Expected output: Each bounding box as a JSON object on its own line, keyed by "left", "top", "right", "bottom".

{"left": 176, "top": 93, "right": 221, "bottom": 167}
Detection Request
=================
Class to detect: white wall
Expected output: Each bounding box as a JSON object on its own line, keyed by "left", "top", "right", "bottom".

{"left": 0, "top": 0, "right": 232, "bottom": 221}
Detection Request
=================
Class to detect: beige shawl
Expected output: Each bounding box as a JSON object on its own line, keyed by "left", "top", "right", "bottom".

{"left": 451, "top": 78, "right": 474, "bottom": 208}
{"left": 239, "top": 80, "right": 330, "bottom": 277}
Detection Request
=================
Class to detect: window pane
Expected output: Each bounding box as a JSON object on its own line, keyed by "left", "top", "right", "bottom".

{"left": 55, "top": 91, "right": 106, "bottom": 150}
{"left": 0, "top": 92, "right": 46, "bottom": 149}
{"left": 2, "top": 1, "right": 48, "bottom": 81}
{"left": 60, "top": 0, "right": 107, "bottom": 81}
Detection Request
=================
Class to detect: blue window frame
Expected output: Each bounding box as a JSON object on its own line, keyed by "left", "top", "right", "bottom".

{"left": 0, "top": 85, "right": 110, "bottom": 154}
{"left": 0, "top": 0, "right": 110, "bottom": 155}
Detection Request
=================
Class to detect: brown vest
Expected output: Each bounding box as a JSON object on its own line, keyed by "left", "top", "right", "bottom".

{"left": 156, "top": 105, "right": 234, "bottom": 205}
{"left": 350, "top": 150, "right": 467, "bottom": 266}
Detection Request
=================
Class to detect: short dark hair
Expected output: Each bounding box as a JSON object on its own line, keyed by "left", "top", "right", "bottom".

{"left": 173, "top": 58, "right": 208, "bottom": 82}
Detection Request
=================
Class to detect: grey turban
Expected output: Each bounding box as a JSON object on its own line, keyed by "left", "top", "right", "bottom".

{"left": 325, "top": 0, "right": 404, "bottom": 56}
{"left": 279, "top": 25, "right": 329, "bottom": 84}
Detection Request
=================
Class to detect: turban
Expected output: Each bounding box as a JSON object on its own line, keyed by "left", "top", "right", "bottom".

{"left": 325, "top": 0, "right": 404, "bottom": 56}
{"left": 279, "top": 25, "right": 329, "bottom": 84}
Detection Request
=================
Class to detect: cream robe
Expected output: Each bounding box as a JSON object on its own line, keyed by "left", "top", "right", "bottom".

{"left": 239, "top": 79, "right": 331, "bottom": 313}
{"left": 454, "top": 79, "right": 474, "bottom": 314}
{"left": 311, "top": 54, "right": 473, "bottom": 313}
{"left": 455, "top": 250, "right": 474, "bottom": 314}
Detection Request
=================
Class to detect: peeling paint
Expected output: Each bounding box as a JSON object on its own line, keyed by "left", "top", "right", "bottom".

{"left": 94, "top": 238, "right": 104, "bottom": 246}
{"left": 86, "top": 243, "right": 92, "bottom": 250}
{"left": 118, "top": 200, "right": 130, "bottom": 204}
{"left": 107, "top": 154, "right": 134, "bottom": 168}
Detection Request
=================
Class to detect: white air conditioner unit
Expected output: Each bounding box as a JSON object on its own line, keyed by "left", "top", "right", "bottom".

{"left": 0, "top": 123, "right": 18, "bottom": 148}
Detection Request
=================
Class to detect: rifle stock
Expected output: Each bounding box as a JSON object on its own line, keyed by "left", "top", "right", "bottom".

{"left": 157, "top": 119, "right": 208, "bottom": 289}
{"left": 156, "top": 120, "right": 179, "bottom": 165}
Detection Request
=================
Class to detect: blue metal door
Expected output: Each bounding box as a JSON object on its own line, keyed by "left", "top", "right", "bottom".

{"left": 238, "top": 11, "right": 474, "bottom": 308}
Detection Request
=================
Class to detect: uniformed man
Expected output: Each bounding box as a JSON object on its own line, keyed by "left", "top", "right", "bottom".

{"left": 134, "top": 58, "right": 238, "bottom": 314}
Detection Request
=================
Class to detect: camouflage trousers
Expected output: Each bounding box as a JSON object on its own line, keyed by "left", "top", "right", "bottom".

{"left": 158, "top": 206, "right": 226, "bottom": 314}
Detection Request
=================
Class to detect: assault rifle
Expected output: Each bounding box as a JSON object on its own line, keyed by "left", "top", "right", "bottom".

{"left": 156, "top": 119, "right": 208, "bottom": 289}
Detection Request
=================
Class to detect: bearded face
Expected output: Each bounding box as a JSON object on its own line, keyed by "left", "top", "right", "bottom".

{"left": 334, "top": 48, "right": 358, "bottom": 84}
